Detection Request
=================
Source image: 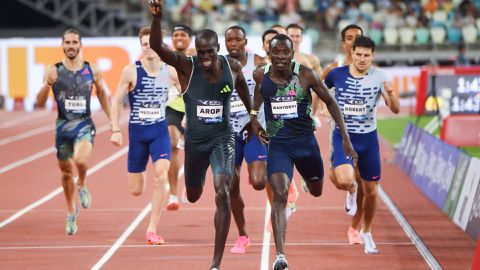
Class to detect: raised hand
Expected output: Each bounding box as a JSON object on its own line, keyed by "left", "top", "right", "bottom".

{"left": 149, "top": 0, "right": 163, "bottom": 17}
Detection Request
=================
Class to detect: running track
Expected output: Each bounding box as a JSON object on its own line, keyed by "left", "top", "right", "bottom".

{"left": 0, "top": 110, "right": 476, "bottom": 270}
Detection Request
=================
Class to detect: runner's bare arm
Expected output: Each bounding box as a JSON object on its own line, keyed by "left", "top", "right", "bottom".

{"left": 36, "top": 65, "right": 57, "bottom": 108}
{"left": 110, "top": 65, "right": 135, "bottom": 146}
{"left": 252, "top": 66, "right": 265, "bottom": 112}
{"left": 229, "top": 58, "right": 251, "bottom": 113}
{"left": 249, "top": 66, "right": 268, "bottom": 144}
{"left": 310, "top": 55, "right": 323, "bottom": 114}
{"left": 307, "top": 67, "right": 357, "bottom": 162}
{"left": 382, "top": 81, "right": 400, "bottom": 114}
{"left": 91, "top": 64, "right": 112, "bottom": 121}
{"left": 111, "top": 64, "right": 135, "bottom": 135}
{"left": 315, "top": 62, "right": 338, "bottom": 117}
{"left": 149, "top": 0, "right": 191, "bottom": 78}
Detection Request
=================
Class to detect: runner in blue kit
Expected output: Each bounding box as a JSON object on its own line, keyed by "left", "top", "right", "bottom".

{"left": 149, "top": 2, "right": 257, "bottom": 269}
{"left": 250, "top": 34, "right": 356, "bottom": 270}
{"left": 110, "top": 27, "right": 177, "bottom": 245}
{"left": 224, "top": 25, "right": 267, "bottom": 254}
{"left": 320, "top": 24, "right": 366, "bottom": 245}
{"left": 36, "top": 29, "right": 111, "bottom": 235}
{"left": 324, "top": 36, "right": 400, "bottom": 254}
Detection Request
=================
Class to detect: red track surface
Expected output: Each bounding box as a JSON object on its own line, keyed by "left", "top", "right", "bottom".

{"left": 0, "top": 111, "right": 476, "bottom": 270}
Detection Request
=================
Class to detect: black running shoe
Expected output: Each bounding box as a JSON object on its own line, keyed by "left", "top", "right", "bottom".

{"left": 273, "top": 254, "right": 288, "bottom": 270}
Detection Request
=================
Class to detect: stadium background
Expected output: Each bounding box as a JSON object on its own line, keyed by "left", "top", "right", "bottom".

{"left": 0, "top": 0, "right": 480, "bottom": 269}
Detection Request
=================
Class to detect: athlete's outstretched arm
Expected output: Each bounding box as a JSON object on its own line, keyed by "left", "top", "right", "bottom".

{"left": 314, "top": 62, "right": 338, "bottom": 117}
{"left": 382, "top": 81, "right": 400, "bottom": 114}
{"left": 252, "top": 67, "right": 265, "bottom": 113}
{"left": 229, "top": 58, "right": 252, "bottom": 113}
{"left": 247, "top": 66, "right": 268, "bottom": 144}
{"left": 91, "top": 64, "right": 111, "bottom": 122}
{"left": 307, "top": 68, "right": 357, "bottom": 162}
{"left": 36, "top": 65, "right": 57, "bottom": 108}
{"left": 110, "top": 64, "right": 135, "bottom": 146}
{"left": 149, "top": 0, "right": 191, "bottom": 77}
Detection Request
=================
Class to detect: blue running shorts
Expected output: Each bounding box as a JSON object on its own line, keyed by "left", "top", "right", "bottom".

{"left": 332, "top": 129, "right": 381, "bottom": 181}
{"left": 128, "top": 120, "right": 171, "bottom": 173}
{"left": 234, "top": 131, "right": 268, "bottom": 166}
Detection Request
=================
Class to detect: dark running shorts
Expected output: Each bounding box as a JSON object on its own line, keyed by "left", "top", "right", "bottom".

{"left": 55, "top": 118, "right": 95, "bottom": 161}
{"left": 267, "top": 132, "right": 324, "bottom": 182}
{"left": 184, "top": 131, "right": 234, "bottom": 187}
{"left": 166, "top": 106, "right": 185, "bottom": 134}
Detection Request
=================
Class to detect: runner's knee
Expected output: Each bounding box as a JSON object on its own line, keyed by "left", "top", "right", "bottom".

{"left": 250, "top": 174, "right": 266, "bottom": 190}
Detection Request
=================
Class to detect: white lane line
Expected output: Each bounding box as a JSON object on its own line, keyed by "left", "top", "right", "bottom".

{"left": 0, "top": 241, "right": 414, "bottom": 250}
{"left": 0, "top": 125, "right": 52, "bottom": 146}
{"left": 0, "top": 208, "right": 146, "bottom": 213}
{"left": 0, "top": 117, "right": 128, "bottom": 175}
{"left": 0, "top": 147, "right": 55, "bottom": 174}
{"left": 0, "top": 111, "right": 51, "bottom": 129}
{"left": 0, "top": 147, "right": 128, "bottom": 229}
{"left": 260, "top": 200, "right": 272, "bottom": 270}
{"left": 90, "top": 204, "right": 151, "bottom": 270}
{"left": 90, "top": 165, "right": 185, "bottom": 269}
{"left": 379, "top": 185, "right": 443, "bottom": 270}
{"left": 0, "top": 112, "right": 106, "bottom": 146}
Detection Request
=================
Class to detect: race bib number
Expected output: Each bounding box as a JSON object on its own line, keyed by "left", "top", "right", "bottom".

{"left": 344, "top": 99, "right": 367, "bottom": 120}
{"left": 139, "top": 107, "right": 162, "bottom": 119}
{"left": 197, "top": 100, "right": 223, "bottom": 123}
{"left": 230, "top": 96, "right": 247, "bottom": 118}
{"left": 270, "top": 96, "right": 297, "bottom": 120}
{"left": 65, "top": 98, "right": 86, "bottom": 113}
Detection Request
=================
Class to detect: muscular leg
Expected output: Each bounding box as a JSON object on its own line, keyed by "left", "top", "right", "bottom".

{"left": 211, "top": 173, "right": 232, "bottom": 269}
{"left": 230, "top": 164, "right": 247, "bottom": 236}
{"left": 58, "top": 159, "right": 75, "bottom": 213}
{"left": 73, "top": 140, "right": 93, "bottom": 188}
{"left": 247, "top": 160, "right": 267, "bottom": 190}
{"left": 167, "top": 125, "right": 182, "bottom": 197}
{"left": 331, "top": 164, "right": 356, "bottom": 192}
{"left": 362, "top": 180, "right": 378, "bottom": 232}
{"left": 148, "top": 159, "right": 170, "bottom": 233}
{"left": 269, "top": 172, "right": 290, "bottom": 255}
{"left": 128, "top": 172, "right": 147, "bottom": 196}
{"left": 351, "top": 169, "right": 364, "bottom": 229}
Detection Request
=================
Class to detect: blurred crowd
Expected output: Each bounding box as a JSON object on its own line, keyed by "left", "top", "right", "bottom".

{"left": 116, "top": 0, "right": 480, "bottom": 45}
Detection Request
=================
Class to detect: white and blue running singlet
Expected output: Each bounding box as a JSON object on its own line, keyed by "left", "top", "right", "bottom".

{"left": 128, "top": 61, "right": 170, "bottom": 125}
{"left": 229, "top": 52, "right": 266, "bottom": 132}
{"left": 324, "top": 65, "right": 388, "bottom": 134}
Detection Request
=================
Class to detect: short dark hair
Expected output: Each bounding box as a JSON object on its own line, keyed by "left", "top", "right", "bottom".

{"left": 269, "top": 34, "right": 293, "bottom": 50}
{"left": 225, "top": 25, "right": 246, "bottom": 38}
{"left": 62, "top": 29, "right": 82, "bottom": 42}
{"left": 172, "top": 24, "right": 193, "bottom": 37}
{"left": 286, "top": 23, "right": 304, "bottom": 34}
{"left": 262, "top": 29, "right": 279, "bottom": 43}
{"left": 341, "top": 24, "right": 363, "bottom": 41}
{"left": 352, "top": 36, "right": 375, "bottom": 53}
{"left": 195, "top": 29, "right": 219, "bottom": 47}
